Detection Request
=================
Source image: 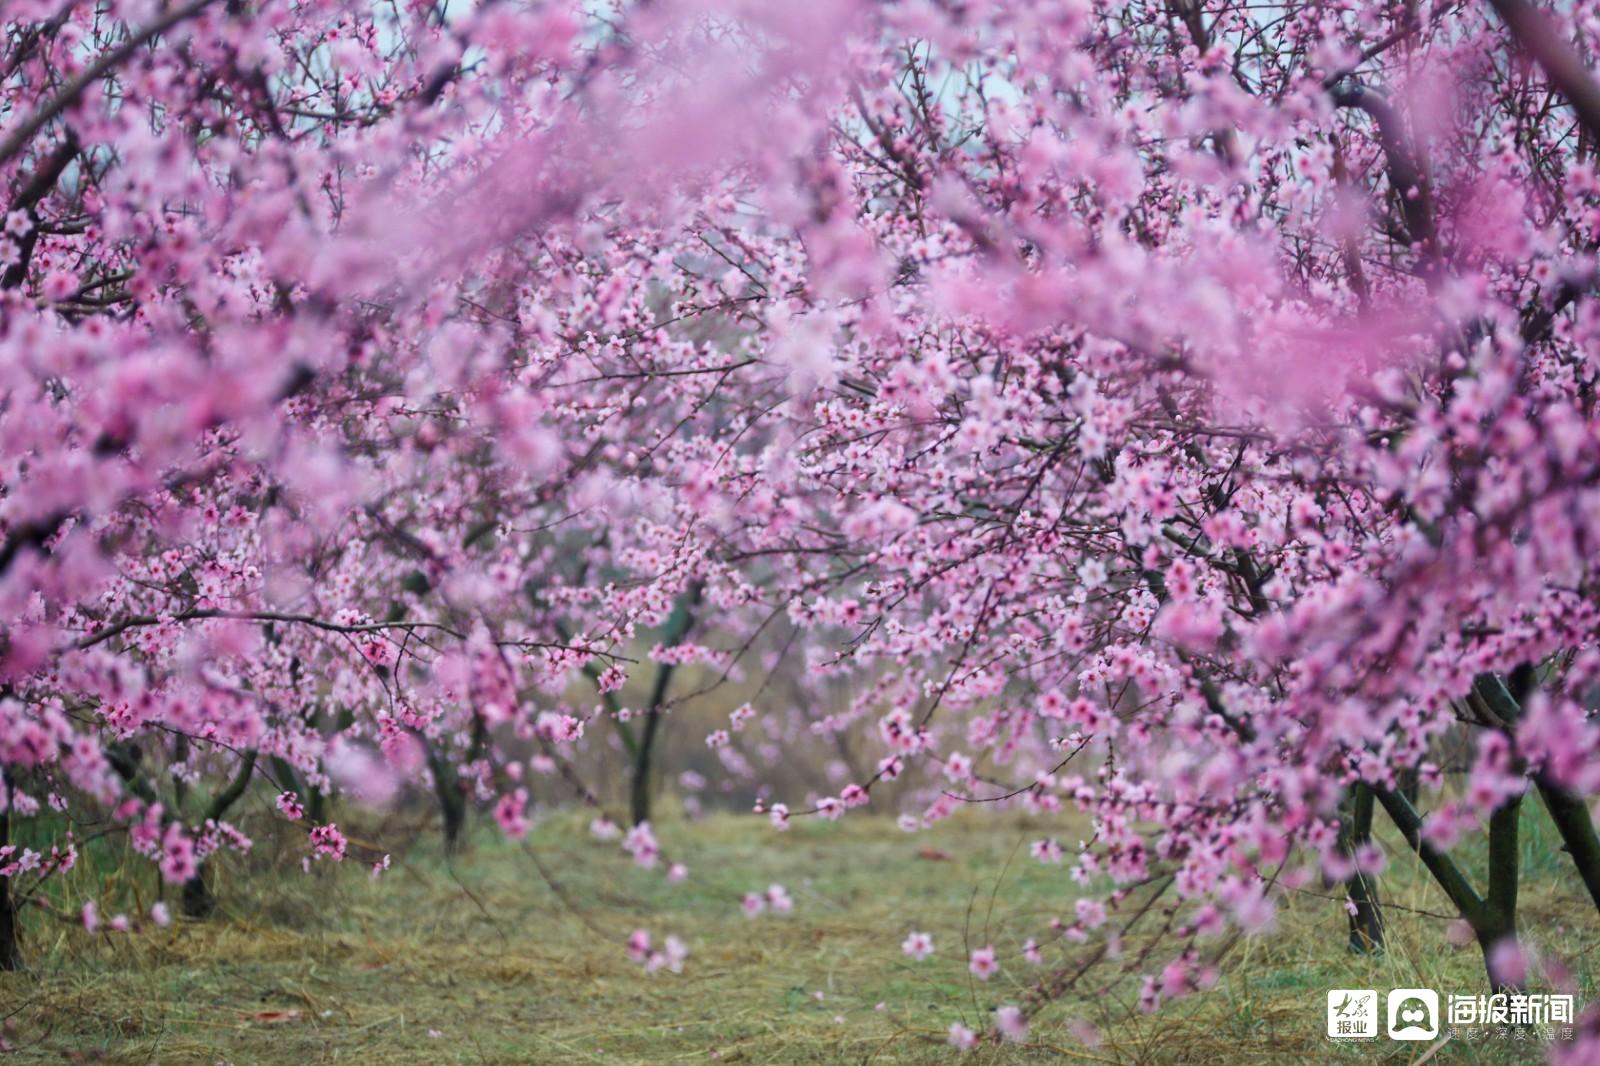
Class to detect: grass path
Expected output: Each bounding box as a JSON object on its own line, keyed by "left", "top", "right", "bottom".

{"left": 1, "top": 808, "right": 1592, "bottom": 1063}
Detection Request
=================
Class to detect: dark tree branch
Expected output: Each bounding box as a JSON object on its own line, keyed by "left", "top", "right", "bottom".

{"left": 0, "top": 0, "right": 222, "bottom": 168}
{"left": 1489, "top": 0, "right": 1600, "bottom": 142}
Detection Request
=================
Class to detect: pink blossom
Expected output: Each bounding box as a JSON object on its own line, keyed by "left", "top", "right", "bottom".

{"left": 968, "top": 946, "right": 998, "bottom": 981}
{"left": 494, "top": 789, "right": 530, "bottom": 840}
{"left": 159, "top": 825, "right": 197, "bottom": 884}
{"left": 41, "top": 270, "right": 76, "bottom": 302}
{"left": 622, "top": 822, "right": 660, "bottom": 869}
{"left": 901, "top": 931, "right": 933, "bottom": 960}
{"left": 1030, "top": 839, "right": 1063, "bottom": 865}
{"left": 994, "top": 1005, "right": 1028, "bottom": 1044}
{"left": 309, "top": 825, "right": 347, "bottom": 862}
{"left": 275, "top": 793, "right": 305, "bottom": 821}
{"left": 645, "top": 935, "right": 688, "bottom": 975}
{"left": 1488, "top": 939, "right": 1529, "bottom": 986}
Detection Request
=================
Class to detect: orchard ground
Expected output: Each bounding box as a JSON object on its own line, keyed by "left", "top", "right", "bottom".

{"left": 1, "top": 805, "right": 1593, "bottom": 1065}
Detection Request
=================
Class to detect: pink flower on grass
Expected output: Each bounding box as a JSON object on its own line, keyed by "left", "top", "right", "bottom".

{"left": 630, "top": 929, "right": 687, "bottom": 974}
{"left": 902, "top": 931, "right": 934, "bottom": 960}
{"left": 969, "top": 945, "right": 998, "bottom": 980}
{"left": 646, "top": 935, "right": 688, "bottom": 975}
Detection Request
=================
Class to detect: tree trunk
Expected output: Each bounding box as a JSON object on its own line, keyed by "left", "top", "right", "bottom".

{"left": 1396, "top": 766, "right": 1420, "bottom": 806}
{"left": 1481, "top": 791, "right": 1524, "bottom": 992}
{"left": 1373, "top": 784, "right": 1521, "bottom": 990}
{"left": 0, "top": 792, "right": 19, "bottom": 970}
{"left": 425, "top": 738, "right": 466, "bottom": 854}
{"left": 440, "top": 786, "right": 465, "bottom": 853}
{"left": 1536, "top": 775, "right": 1600, "bottom": 914}
{"left": 176, "top": 748, "right": 255, "bottom": 920}
{"left": 630, "top": 694, "right": 669, "bottom": 828}
{"left": 181, "top": 867, "right": 216, "bottom": 919}
{"left": 629, "top": 584, "right": 701, "bottom": 826}
{"left": 0, "top": 879, "right": 18, "bottom": 970}
{"left": 1340, "top": 783, "right": 1385, "bottom": 953}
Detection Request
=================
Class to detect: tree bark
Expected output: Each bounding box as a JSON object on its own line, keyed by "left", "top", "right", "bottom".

{"left": 178, "top": 749, "right": 257, "bottom": 919}
{"left": 1481, "top": 791, "right": 1524, "bottom": 992}
{"left": 1339, "top": 783, "right": 1385, "bottom": 953}
{"left": 1535, "top": 775, "right": 1600, "bottom": 914}
{"left": 180, "top": 871, "right": 216, "bottom": 919}
{"left": 428, "top": 749, "right": 465, "bottom": 854}
{"left": 630, "top": 584, "right": 701, "bottom": 826}
{"left": 1488, "top": 0, "right": 1600, "bottom": 142}
{"left": 0, "top": 776, "right": 20, "bottom": 970}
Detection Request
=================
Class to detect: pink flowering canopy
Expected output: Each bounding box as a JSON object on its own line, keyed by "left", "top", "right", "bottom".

{"left": 3, "top": 0, "right": 1600, "bottom": 1054}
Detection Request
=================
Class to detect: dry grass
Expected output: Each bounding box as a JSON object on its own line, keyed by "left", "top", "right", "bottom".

{"left": 1, "top": 802, "right": 1594, "bottom": 1064}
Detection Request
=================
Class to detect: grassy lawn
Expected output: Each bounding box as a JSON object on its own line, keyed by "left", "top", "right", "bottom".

{"left": 1, "top": 805, "right": 1594, "bottom": 1063}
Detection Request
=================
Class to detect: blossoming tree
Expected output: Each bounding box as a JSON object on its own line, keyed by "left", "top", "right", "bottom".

{"left": 3, "top": 0, "right": 1600, "bottom": 1055}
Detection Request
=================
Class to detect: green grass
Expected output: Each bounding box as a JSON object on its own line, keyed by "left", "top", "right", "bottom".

{"left": 1, "top": 802, "right": 1595, "bottom": 1063}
